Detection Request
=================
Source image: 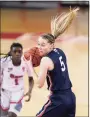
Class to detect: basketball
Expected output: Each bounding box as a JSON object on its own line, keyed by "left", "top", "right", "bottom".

{"left": 24, "top": 47, "right": 42, "bottom": 67}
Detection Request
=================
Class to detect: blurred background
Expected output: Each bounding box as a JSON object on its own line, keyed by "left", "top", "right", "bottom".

{"left": 0, "top": 1, "right": 89, "bottom": 116}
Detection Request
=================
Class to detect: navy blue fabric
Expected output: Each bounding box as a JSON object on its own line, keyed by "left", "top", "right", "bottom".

{"left": 36, "top": 48, "right": 76, "bottom": 117}
{"left": 36, "top": 90, "right": 76, "bottom": 117}
{"left": 47, "top": 48, "right": 72, "bottom": 91}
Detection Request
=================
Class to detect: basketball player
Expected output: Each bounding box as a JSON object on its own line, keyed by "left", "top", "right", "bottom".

{"left": 36, "top": 8, "right": 79, "bottom": 117}
{"left": 0, "top": 43, "right": 34, "bottom": 117}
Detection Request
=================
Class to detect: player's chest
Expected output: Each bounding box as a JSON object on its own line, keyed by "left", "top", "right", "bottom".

{"left": 4, "top": 63, "right": 26, "bottom": 76}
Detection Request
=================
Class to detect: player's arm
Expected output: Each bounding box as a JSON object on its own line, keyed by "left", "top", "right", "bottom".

{"left": 25, "top": 76, "right": 34, "bottom": 102}
{"left": 37, "top": 57, "right": 51, "bottom": 88}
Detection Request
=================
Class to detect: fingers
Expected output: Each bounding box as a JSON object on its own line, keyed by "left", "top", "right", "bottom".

{"left": 29, "top": 55, "right": 32, "bottom": 61}
{"left": 25, "top": 95, "right": 31, "bottom": 102}
{"left": 25, "top": 96, "right": 30, "bottom": 102}
{"left": 24, "top": 55, "right": 32, "bottom": 65}
{"left": 24, "top": 93, "right": 31, "bottom": 102}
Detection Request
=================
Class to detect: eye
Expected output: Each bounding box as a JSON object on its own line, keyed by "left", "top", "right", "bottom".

{"left": 13, "top": 50, "right": 16, "bottom": 53}
{"left": 38, "top": 43, "right": 40, "bottom": 46}
{"left": 13, "top": 50, "right": 22, "bottom": 53}
{"left": 38, "top": 43, "right": 45, "bottom": 46}
{"left": 42, "top": 44, "right": 45, "bottom": 47}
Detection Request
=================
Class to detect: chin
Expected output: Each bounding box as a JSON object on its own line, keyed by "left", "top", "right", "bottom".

{"left": 42, "top": 53, "right": 47, "bottom": 57}
{"left": 39, "top": 52, "right": 44, "bottom": 56}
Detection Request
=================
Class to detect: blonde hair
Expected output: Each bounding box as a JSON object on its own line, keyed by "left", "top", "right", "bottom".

{"left": 42, "top": 7, "right": 79, "bottom": 43}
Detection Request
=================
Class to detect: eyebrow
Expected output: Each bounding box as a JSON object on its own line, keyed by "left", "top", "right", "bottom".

{"left": 38, "top": 42, "right": 46, "bottom": 44}
{"left": 42, "top": 43, "right": 46, "bottom": 45}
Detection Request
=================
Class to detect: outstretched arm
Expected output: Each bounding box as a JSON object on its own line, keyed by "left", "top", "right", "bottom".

{"left": 24, "top": 56, "right": 34, "bottom": 102}
{"left": 24, "top": 76, "right": 34, "bottom": 102}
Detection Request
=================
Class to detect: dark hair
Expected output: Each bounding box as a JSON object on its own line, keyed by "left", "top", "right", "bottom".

{"left": 10, "top": 42, "right": 23, "bottom": 50}
{"left": 0, "top": 43, "right": 23, "bottom": 61}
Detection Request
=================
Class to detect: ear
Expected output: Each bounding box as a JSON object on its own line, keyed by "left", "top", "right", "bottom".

{"left": 51, "top": 43, "right": 54, "bottom": 49}
{"left": 8, "top": 51, "right": 11, "bottom": 56}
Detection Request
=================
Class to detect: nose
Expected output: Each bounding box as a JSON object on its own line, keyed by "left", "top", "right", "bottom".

{"left": 16, "top": 52, "right": 20, "bottom": 56}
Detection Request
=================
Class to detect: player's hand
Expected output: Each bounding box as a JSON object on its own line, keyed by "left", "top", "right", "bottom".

{"left": 23, "top": 55, "right": 32, "bottom": 63}
{"left": 24, "top": 91, "right": 31, "bottom": 102}
{"left": 24, "top": 55, "right": 33, "bottom": 69}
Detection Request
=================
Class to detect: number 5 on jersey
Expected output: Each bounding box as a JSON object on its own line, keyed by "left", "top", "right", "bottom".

{"left": 59, "top": 56, "right": 66, "bottom": 72}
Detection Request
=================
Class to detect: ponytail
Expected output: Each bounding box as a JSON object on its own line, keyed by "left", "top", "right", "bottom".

{"left": 51, "top": 7, "right": 79, "bottom": 39}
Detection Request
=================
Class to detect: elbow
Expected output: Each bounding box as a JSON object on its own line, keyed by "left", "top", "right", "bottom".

{"left": 38, "top": 84, "right": 43, "bottom": 88}
{"left": 37, "top": 82, "right": 44, "bottom": 88}
{"left": 29, "top": 76, "right": 34, "bottom": 83}
{"left": 29, "top": 76, "right": 33, "bottom": 81}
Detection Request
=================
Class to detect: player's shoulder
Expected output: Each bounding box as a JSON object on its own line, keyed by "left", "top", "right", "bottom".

{"left": 41, "top": 56, "right": 52, "bottom": 65}
{"left": 0, "top": 56, "right": 11, "bottom": 63}
{"left": 55, "top": 48, "right": 64, "bottom": 53}
{"left": 21, "top": 56, "right": 25, "bottom": 64}
{"left": 41, "top": 56, "right": 50, "bottom": 62}
{"left": 21, "top": 56, "right": 28, "bottom": 67}
{"left": 21, "top": 56, "right": 25, "bottom": 61}
{"left": 56, "top": 48, "right": 66, "bottom": 56}
{"left": 0, "top": 57, "right": 11, "bottom": 69}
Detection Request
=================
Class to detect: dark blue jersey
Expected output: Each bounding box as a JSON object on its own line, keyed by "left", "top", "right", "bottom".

{"left": 46, "top": 48, "right": 72, "bottom": 92}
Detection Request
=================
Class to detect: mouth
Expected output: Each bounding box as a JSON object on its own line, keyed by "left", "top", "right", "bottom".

{"left": 16, "top": 56, "right": 21, "bottom": 59}
{"left": 39, "top": 50, "right": 43, "bottom": 55}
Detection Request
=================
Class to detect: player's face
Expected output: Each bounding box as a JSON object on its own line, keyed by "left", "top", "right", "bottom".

{"left": 11, "top": 47, "right": 23, "bottom": 61}
{"left": 38, "top": 37, "right": 53, "bottom": 56}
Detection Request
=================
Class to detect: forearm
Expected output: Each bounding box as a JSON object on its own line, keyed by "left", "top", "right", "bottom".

{"left": 28, "top": 76, "right": 34, "bottom": 93}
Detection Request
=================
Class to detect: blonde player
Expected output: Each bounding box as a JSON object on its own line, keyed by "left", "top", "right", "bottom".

{"left": 0, "top": 43, "right": 34, "bottom": 117}
{"left": 36, "top": 8, "right": 79, "bottom": 117}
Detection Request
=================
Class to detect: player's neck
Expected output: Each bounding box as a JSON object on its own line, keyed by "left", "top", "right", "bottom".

{"left": 48, "top": 48, "right": 54, "bottom": 54}
{"left": 12, "top": 59, "right": 21, "bottom": 66}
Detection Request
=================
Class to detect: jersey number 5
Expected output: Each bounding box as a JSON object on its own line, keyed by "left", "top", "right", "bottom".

{"left": 59, "top": 56, "right": 66, "bottom": 72}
